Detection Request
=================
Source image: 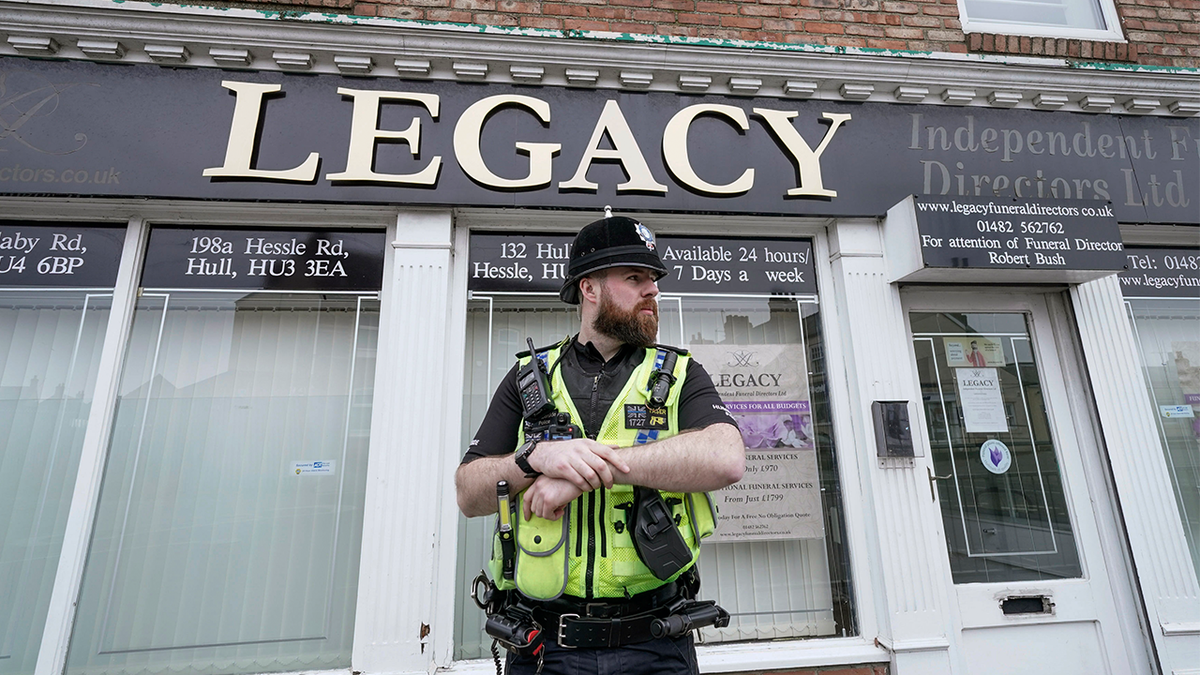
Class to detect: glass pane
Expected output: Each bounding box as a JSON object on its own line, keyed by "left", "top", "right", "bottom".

{"left": 685, "top": 297, "right": 855, "bottom": 642}
{"left": 1126, "top": 298, "right": 1200, "bottom": 580}
{"left": 963, "top": 0, "right": 1106, "bottom": 30}
{"left": 455, "top": 292, "right": 855, "bottom": 659}
{"left": 912, "top": 312, "right": 1082, "bottom": 584}
{"left": 1, "top": 292, "right": 112, "bottom": 675}
{"left": 67, "top": 292, "right": 378, "bottom": 675}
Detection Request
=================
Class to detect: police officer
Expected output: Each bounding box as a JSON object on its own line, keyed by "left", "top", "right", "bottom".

{"left": 456, "top": 214, "right": 744, "bottom": 675}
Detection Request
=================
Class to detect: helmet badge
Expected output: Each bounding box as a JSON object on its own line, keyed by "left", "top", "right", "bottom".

{"left": 634, "top": 223, "right": 656, "bottom": 251}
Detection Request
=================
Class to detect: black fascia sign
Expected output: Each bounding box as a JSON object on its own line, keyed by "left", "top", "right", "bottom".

{"left": 912, "top": 196, "right": 1126, "bottom": 272}
{"left": 1, "top": 57, "right": 1197, "bottom": 225}
{"left": 1119, "top": 246, "right": 1200, "bottom": 298}
{"left": 140, "top": 228, "right": 385, "bottom": 291}
{"left": 0, "top": 223, "right": 124, "bottom": 287}
{"left": 468, "top": 232, "right": 816, "bottom": 296}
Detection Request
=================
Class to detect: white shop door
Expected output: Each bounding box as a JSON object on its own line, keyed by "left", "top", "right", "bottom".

{"left": 903, "top": 289, "right": 1146, "bottom": 675}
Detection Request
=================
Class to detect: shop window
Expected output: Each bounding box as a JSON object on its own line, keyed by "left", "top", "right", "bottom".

{"left": 65, "top": 228, "right": 383, "bottom": 675}
{"left": 453, "top": 233, "right": 856, "bottom": 660}
{"left": 0, "top": 224, "right": 124, "bottom": 675}
{"left": 958, "top": 0, "right": 1123, "bottom": 40}
{"left": 1121, "top": 248, "right": 1200, "bottom": 581}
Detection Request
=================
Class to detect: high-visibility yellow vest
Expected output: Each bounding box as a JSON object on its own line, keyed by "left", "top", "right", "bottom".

{"left": 489, "top": 344, "right": 718, "bottom": 600}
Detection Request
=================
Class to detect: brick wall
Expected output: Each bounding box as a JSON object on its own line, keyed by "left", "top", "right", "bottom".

{"left": 193, "top": 0, "right": 1200, "bottom": 67}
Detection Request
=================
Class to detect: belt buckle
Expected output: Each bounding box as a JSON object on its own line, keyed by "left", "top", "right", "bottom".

{"left": 557, "top": 613, "right": 579, "bottom": 648}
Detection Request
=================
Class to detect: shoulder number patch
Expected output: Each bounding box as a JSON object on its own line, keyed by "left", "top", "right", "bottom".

{"left": 625, "top": 404, "right": 669, "bottom": 430}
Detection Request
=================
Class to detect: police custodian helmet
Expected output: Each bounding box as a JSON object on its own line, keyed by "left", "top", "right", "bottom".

{"left": 560, "top": 215, "right": 669, "bottom": 304}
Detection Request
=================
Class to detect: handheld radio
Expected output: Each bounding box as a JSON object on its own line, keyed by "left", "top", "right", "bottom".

{"left": 517, "top": 338, "right": 556, "bottom": 421}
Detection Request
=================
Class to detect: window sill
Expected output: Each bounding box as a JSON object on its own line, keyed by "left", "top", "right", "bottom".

{"left": 967, "top": 33, "right": 1138, "bottom": 62}
{"left": 441, "top": 636, "right": 888, "bottom": 673}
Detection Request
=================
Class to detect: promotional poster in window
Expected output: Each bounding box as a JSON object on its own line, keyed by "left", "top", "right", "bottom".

{"left": 689, "top": 343, "right": 824, "bottom": 542}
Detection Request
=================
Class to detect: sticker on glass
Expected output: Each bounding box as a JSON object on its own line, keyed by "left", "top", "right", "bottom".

{"left": 292, "top": 460, "right": 336, "bottom": 475}
{"left": 943, "top": 336, "right": 1005, "bottom": 368}
{"left": 980, "top": 439, "right": 1012, "bottom": 475}
{"left": 1160, "top": 404, "right": 1196, "bottom": 418}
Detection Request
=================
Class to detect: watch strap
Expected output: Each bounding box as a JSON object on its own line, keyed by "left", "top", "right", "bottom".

{"left": 514, "top": 439, "right": 541, "bottom": 478}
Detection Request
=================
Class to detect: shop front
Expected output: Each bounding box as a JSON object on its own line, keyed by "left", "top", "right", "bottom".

{"left": 1, "top": 8, "right": 1198, "bottom": 675}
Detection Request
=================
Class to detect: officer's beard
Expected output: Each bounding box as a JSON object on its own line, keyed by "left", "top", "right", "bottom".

{"left": 593, "top": 292, "right": 659, "bottom": 348}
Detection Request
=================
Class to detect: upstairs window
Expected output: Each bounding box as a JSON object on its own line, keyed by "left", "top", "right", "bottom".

{"left": 959, "top": 0, "right": 1124, "bottom": 40}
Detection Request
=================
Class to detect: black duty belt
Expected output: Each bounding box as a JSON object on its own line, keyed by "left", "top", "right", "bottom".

{"left": 523, "top": 583, "right": 683, "bottom": 649}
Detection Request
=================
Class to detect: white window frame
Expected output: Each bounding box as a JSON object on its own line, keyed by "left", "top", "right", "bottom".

{"left": 0, "top": 198, "right": 399, "bottom": 675}
{"left": 4, "top": 198, "right": 888, "bottom": 675}
{"left": 434, "top": 209, "right": 887, "bottom": 673}
{"left": 957, "top": 0, "right": 1126, "bottom": 42}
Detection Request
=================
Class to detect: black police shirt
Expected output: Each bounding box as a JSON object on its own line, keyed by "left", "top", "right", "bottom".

{"left": 461, "top": 338, "right": 738, "bottom": 464}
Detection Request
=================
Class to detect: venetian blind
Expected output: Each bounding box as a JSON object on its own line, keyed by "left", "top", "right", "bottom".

{"left": 67, "top": 293, "right": 377, "bottom": 675}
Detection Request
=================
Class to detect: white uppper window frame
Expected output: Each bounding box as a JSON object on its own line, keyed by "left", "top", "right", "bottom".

{"left": 956, "top": 0, "right": 1125, "bottom": 41}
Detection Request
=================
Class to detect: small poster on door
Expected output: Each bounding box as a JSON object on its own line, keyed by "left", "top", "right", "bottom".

{"left": 955, "top": 367, "right": 1009, "bottom": 434}
{"left": 944, "top": 336, "right": 1005, "bottom": 368}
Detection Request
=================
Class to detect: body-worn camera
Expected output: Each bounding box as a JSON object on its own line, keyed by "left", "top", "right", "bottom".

{"left": 527, "top": 411, "right": 582, "bottom": 442}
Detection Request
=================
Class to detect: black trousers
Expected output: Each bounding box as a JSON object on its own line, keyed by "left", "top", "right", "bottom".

{"left": 505, "top": 633, "right": 698, "bottom": 675}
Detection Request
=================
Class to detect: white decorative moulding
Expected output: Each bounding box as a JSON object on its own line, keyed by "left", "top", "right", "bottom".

{"left": 1168, "top": 100, "right": 1200, "bottom": 115}
{"left": 988, "top": 91, "right": 1022, "bottom": 106}
{"left": 78, "top": 39, "right": 125, "bottom": 59}
{"left": 210, "top": 47, "right": 251, "bottom": 66}
{"left": 620, "top": 71, "right": 653, "bottom": 89}
{"left": 1081, "top": 95, "right": 1115, "bottom": 112}
{"left": 1124, "top": 98, "right": 1159, "bottom": 113}
{"left": 565, "top": 68, "right": 600, "bottom": 86}
{"left": 334, "top": 55, "right": 373, "bottom": 75}
{"left": 144, "top": 44, "right": 189, "bottom": 63}
{"left": 941, "top": 88, "right": 975, "bottom": 105}
{"left": 678, "top": 74, "right": 711, "bottom": 91}
{"left": 784, "top": 80, "right": 819, "bottom": 98}
{"left": 273, "top": 51, "right": 313, "bottom": 70}
{"left": 395, "top": 59, "right": 431, "bottom": 77}
{"left": 895, "top": 85, "right": 928, "bottom": 103}
{"left": 453, "top": 62, "right": 488, "bottom": 79}
{"left": 729, "top": 76, "right": 762, "bottom": 95}
{"left": 510, "top": 65, "right": 544, "bottom": 82}
{"left": 7, "top": 35, "right": 59, "bottom": 55}
{"left": 1034, "top": 93, "right": 1069, "bottom": 109}
{"left": 840, "top": 83, "right": 874, "bottom": 100}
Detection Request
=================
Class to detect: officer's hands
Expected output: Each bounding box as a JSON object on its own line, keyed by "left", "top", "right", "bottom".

{"left": 527, "top": 438, "right": 630, "bottom": 492}
{"left": 523, "top": 476, "right": 583, "bottom": 521}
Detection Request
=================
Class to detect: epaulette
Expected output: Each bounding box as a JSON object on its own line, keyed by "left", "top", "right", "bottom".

{"left": 514, "top": 336, "right": 571, "bottom": 359}
{"left": 652, "top": 343, "right": 690, "bottom": 356}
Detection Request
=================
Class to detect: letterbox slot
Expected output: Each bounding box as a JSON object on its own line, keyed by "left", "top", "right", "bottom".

{"left": 1000, "top": 596, "right": 1052, "bottom": 615}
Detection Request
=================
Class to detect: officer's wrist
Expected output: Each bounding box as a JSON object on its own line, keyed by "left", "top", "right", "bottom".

{"left": 514, "top": 438, "right": 542, "bottom": 478}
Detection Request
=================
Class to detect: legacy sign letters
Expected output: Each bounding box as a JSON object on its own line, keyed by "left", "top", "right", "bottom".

{"left": 205, "top": 82, "right": 848, "bottom": 199}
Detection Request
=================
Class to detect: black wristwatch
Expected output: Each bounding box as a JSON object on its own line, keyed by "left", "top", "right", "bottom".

{"left": 514, "top": 438, "right": 541, "bottom": 478}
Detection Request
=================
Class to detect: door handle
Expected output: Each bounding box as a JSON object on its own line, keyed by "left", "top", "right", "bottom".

{"left": 927, "top": 467, "right": 951, "bottom": 502}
